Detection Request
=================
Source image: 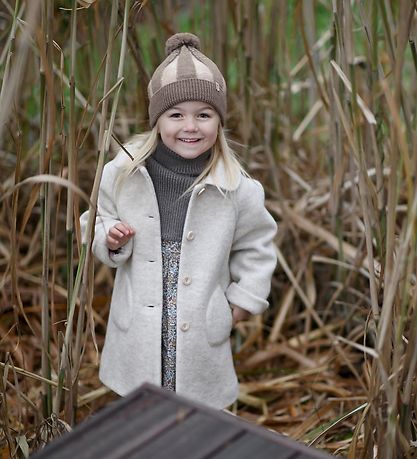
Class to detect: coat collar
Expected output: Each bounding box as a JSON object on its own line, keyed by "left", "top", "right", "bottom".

{"left": 201, "top": 157, "right": 241, "bottom": 191}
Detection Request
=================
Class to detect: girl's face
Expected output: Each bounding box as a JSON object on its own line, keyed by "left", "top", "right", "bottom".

{"left": 158, "top": 101, "right": 220, "bottom": 159}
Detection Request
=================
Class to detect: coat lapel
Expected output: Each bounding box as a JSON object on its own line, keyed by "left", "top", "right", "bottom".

{"left": 202, "top": 157, "right": 241, "bottom": 191}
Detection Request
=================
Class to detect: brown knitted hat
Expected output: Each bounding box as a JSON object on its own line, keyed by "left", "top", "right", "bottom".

{"left": 147, "top": 33, "right": 227, "bottom": 127}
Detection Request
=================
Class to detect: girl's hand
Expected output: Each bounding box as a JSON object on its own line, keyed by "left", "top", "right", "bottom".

{"left": 231, "top": 305, "right": 251, "bottom": 326}
{"left": 106, "top": 222, "right": 135, "bottom": 251}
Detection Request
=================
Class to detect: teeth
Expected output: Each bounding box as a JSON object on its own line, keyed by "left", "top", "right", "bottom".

{"left": 179, "top": 138, "right": 200, "bottom": 143}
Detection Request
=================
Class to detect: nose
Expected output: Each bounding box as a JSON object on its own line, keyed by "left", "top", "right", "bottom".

{"left": 183, "top": 116, "right": 198, "bottom": 132}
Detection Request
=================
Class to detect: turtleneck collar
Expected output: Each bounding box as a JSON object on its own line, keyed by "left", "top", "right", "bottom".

{"left": 150, "top": 141, "right": 211, "bottom": 177}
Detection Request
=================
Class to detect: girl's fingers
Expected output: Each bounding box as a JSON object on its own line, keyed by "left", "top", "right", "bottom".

{"left": 110, "top": 227, "right": 124, "bottom": 239}
{"left": 106, "top": 236, "right": 120, "bottom": 250}
{"left": 232, "top": 306, "right": 251, "bottom": 325}
{"left": 106, "top": 222, "right": 136, "bottom": 250}
{"left": 125, "top": 225, "right": 136, "bottom": 236}
{"left": 114, "top": 223, "right": 135, "bottom": 236}
{"left": 113, "top": 225, "right": 128, "bottom": 236}
{"left": 107, "top": 236, "right": 118, "bottom": 245}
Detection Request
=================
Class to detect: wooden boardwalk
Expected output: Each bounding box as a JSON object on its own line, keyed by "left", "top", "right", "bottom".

{"left": 32, "top": 383, "right": 333, "bottom": 458}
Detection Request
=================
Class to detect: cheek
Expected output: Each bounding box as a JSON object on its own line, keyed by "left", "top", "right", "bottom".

{"left": 206, "top": 134, "right": 217, "bottom": 148}
{"left": 159, "top": 128, "right": 174, "bottom": 142}
{"left": 206, "top": 125, "right": 219, "bottom": 145}
{"left": 159, "top": 131, "right": 167, "bottom": 142}
{"left": 158, "top": 119, "right": 175, "bottom": 139}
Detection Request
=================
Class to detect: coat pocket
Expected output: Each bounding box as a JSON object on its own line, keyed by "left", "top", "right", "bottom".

{"left": 205, "top": 285, "right": 233, "bottom": 346}
{"left": 109, "top": 270, "right": 133, "bottom": 331}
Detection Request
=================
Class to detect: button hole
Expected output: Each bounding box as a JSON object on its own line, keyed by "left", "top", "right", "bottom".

{"left": 147, "top": 305, "right": 155, "bottom": 308}
{"left": 148, "top": 215, "right": 154, "bottom": 218}
{"left": 148, "top": 260, "right": 155, "bottom": 263}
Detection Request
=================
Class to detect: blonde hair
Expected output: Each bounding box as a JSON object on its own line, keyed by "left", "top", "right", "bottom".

{"left": 117, "top": 124, "right": 247, "bottom": 192}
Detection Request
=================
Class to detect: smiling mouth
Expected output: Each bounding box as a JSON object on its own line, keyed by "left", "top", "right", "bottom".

{"left": 178, "top": 138, "right": 201, "bottom": 143}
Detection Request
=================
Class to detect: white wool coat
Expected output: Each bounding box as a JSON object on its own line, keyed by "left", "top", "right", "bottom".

{"left": 81, "top": 146, "right": 277, "bottom": 410}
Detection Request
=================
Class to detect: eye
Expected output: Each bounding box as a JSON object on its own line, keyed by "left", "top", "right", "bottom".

{"left": 198, "top": 112, "right": 211, "bottom": 119}
{"left": 168, "top": 112, "right": 182, "bottom": 119}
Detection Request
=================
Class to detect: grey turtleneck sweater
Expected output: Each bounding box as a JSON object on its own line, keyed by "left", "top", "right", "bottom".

{"left": 146, "top": 141, "right": 211, "bottom": 242}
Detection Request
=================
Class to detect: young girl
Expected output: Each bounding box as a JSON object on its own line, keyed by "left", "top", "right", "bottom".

{"left": 81, "top": 33, "right": 277, "bottom": 410}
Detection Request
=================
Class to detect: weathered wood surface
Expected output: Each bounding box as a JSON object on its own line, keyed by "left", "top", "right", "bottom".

{"left": 31, "top": 383, "right": 333, "bottom": 458}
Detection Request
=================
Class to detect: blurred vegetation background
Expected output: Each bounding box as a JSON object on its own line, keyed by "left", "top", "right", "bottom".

{"left": 1, "top": 1, "right": 417, "bottom": 457}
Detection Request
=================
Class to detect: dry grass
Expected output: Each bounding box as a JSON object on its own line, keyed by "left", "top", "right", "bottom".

{"left": 1, "top": 1, "right": 417, "bottom": 457}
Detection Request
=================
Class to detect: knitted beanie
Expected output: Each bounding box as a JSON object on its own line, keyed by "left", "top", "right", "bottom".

{"left": 147, "top": 33, "right": 227, "bottom": 127}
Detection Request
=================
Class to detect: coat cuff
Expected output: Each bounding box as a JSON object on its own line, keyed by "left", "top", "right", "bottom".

{"left": 225, "top": 282, "right": 269, "bottom": 315}
{"left": 92, "top": 233, "right": 134, "bottom": 268}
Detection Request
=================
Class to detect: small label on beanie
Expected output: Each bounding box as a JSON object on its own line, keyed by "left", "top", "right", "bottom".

{"left": 215, "top": 82, "right": 220, "bottom": 91}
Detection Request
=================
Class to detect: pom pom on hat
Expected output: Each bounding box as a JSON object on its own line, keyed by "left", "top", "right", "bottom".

{"left": 165, "top": 33, "right": 201, "bottom": 55}
{"left": 148, "top": 32, "right": 227, "bottom": 127}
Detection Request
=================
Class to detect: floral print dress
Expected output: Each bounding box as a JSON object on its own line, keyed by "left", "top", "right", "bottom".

{"left": 161, "top": 240, "right": 182, "bottom": 391}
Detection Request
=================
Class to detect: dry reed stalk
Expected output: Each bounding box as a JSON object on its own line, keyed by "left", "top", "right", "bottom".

{"left": 72, "top": 0, "right": 131, "bottom": 420}
{"left": 55, "top": 0, "right": 120, "bottom": 425}
{"left": 0, "top": 0, "right": 41, "bottom": 142}
{"left": 38, "top": 0, "right": 54, "bottom": 419}
{"left": 268, "top": 200, "right": 379, "bottom": 275}
{"left": 66, "top": 0, "right": 77, "bottom": 322}
{"left": 333, "top": 2, "right": 417, "bottom": 457}
{"left": 49, "top": 0, "right": 78, "bottom": 419}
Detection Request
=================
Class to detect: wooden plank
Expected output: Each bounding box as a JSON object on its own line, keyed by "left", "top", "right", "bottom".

{"left": 32, "top": 391, "right": 190, "bottom": 459}
{"left": 123, "top": 411, "right": 243, "bottom": 459}
{"left": 212, "top": 432, "right": 299, "bottom": 459}
{"left": 32, "top": 384, "right": 333, "bottom": 459}
{"left": 135, "top": 385, "right": 332, "bottom": 459}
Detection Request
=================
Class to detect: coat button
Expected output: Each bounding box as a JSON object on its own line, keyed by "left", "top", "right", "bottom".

{"left": 197, "top": 187, "right": 206, "bottom": 196}
{"left": 186, "top": 231, "right": 194, "bottom": 241}
{"left": 182, "top": 276, "right": 191, "bottom": 286}
{"left": 180, "top": 322, "right": 190, "bottom": 331}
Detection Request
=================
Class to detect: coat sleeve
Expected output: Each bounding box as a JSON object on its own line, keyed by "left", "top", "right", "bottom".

{"left": 225, "top": 178, "right": 277, "bottom": 315}
{"left": 80, "top": 161, "right": 134, "bottom": 268}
